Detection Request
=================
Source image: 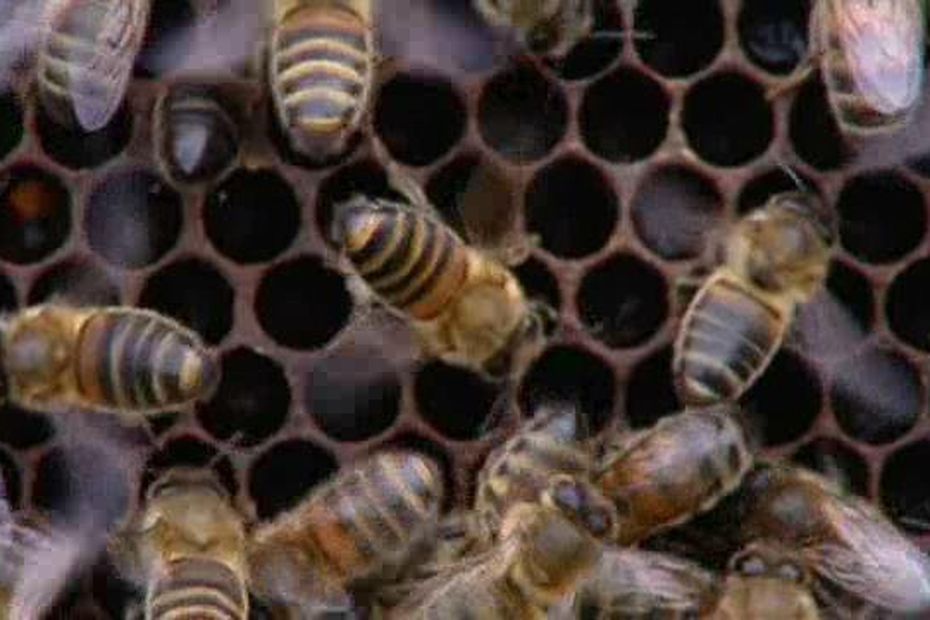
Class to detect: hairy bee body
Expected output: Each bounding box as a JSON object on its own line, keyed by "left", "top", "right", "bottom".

{"left": 0, "top": 305, "right": 218, "bottom": 417}
{"left": 248, "top": 451, "right": 444, "bottom": 613}
{"left": 595, "top": 406, "right": 753, "bottom": 546}
{"left": 674, "top": 192, "right": 835, "bottom": 406}
{"left": 37, "top": 0, "right": 150, "bottom": 131}
{"left": 269, "top": 0, "right": 374, "bottom": 161}
{"left": 473, "top": 0, "right": 593, "bottom": 57}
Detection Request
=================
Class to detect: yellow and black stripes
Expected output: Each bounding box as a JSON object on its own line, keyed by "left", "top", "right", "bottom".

{"left": 149, "top": 558, "right": 247, "bottom": 620}
{"left": 339, "top": 201, "right": 470, "bottom": 321}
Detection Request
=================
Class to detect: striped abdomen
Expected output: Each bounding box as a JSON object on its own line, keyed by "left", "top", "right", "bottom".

{"left": 271, "top": 3, "right": 372, "bottom": 159}
{"left": 148, "top": 557, "right": 247, "bottom": 620}
{"left": 338, "top": 202, "right": 470, "bottom": 321}
{"left": 75, "top": 310, "right": 218, "bottom": 412}
{"left": 674, "top": 274, "right": 787, "bottom": 406}
{"left": 38, "top": 0, "right": 148, "bottom": 131}
{"left": 160, "top": 89, "right": 239, "bottom": 184}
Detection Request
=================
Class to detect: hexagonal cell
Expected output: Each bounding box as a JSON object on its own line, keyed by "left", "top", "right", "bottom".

{"left": 836, "top": 172, "right": 925, "bottom": 264}
{"left": 625, "top": 346, "right": 679, "bottom": 428}
{"left": 513, "top": 257, "right": 560, "bottom": 312}
{"left": 249, "top": 439, "right": 337, "bottom": 520}
{"left": 0, "top": 93, "right": 22, "bottom": 160}
{"left": 0, "top": 271, "right": 15, "bottom": 311}
{"left": 741, "top": 349, "right": 821, "bottom": 447}
{"left": 415, "top": 361, "right": 499, "bottom": 441}
{"left": 789, "top": 75, "right": 850, "bottom": 170}
{"left": 548, "top": 0, "right": 624, "bottom": 81}
{"left": 85, "top": 170, "right": 182, "bottom": 269}
{"left": 198, "top": 348, "right": 291, "bottom": 447}
{"left": 255, "top": 256, "right": 351, "bottom": 350}
{"left": 519, "top": 345, "right": 616, "bottom": 433}
{"left": 0, "top": 405, "right": 53, "bottom": 449}
{"left": 632, "top": 165, "right": 723, "bottom": 260}
{"left": 0, "top": 447, "right": 20, "bottom": 509}
{"left": 737, "top": 0, "right": 809, "bottom": 75}
{"left": 139, "top": 258, "right": 234, "bottom": 345}
{"left": 792, "top": 436, "right": 869, "bottom": 498}
{"left": 0, "top": 164, "right": 71, "bottom": 264}
{"left": 736, "top": 166, "right": 817, "bottom": 214}
{"left": 831, "top": 346, "right": 921, "bottom": 446}
{"left": 375, "top": 72, "right": 466, "bottom": 166}
{"left": 524, "top": 157, "right": 617, "bottom": 259}
{"left": 37, "top": 103, "right": 132, "bottom": 170}
{"left": 142, "top": 436, "right": 237, "bottom": 497}
{"left": 683, "top": 72, "right": 774, "bottom": 167}
{"left": 477, "top": 65, "right": 568, "bottom": 162}
{"left": 316, "top": 159, "right": 395, "bottom": 248}
{"left": 577, "top": 253, "right": 668, "bottom": 349}
{"left": 134, "top": 0, "right": 196, "bottom": 78}
{"left": 887, "top": 258, "right": 930, "bottom": 352}
{"left": 205, "top": 169, "right": 299, "bottom": 264}
{"left": 28, "top": 260, "right": 120, "bottom": 306}
{"left": 633, "top": 0, "right": 724, "bottom": 77}
{"left": 881, "top": 440, "right": 930, "bottom": 534}
{"left": 580, "top": 67, "right": 669, "bottom": 163}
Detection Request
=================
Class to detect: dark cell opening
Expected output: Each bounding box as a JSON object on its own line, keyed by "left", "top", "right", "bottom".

{"left": 514, "top": 257, "right": 561, "bottom": 312}
{"left": 305, "top": 343, "right": 401, "bottom": 442}
{"left": 382, "top": 433, "right": 455, "bottom": 511}
{"left": 525, "top": 157, "right": 617, "bottom": 258}
{"left": 0, "top": 94, "right": 22, "bottom": 160}
{"left": 37, "top": 103, "right": 132, "bottom": 170}
{"left": 415, "top": 361, "right": 499, "bottom": 440}
{"left": 580, "top": 68, "right": 669, "bottom": 162}
{"left": 316, "top": 160, "right": 398, "bottom": 249}
{"left": 887, "top": 258, "right": 930, "bottom": 352}
{"left": 548, "top": 0, "right": 624, "bottom": 81}
{"left": 29, "top": 260, "right": 120, "bottom": 306}
{"left": 738, "top": 0, "right": 809, "bottom": 75}
{"left": 577, "top": 254, "right": 668, "bottom": 348}
{"left": 736, "top": 167, "right": 817, "bottom": 214}
{"left": 139, "top": 259, "right": 234, "bottom": 345}
{"left": 255, "top": 256, "right": 351, "bottom": 350}
{"left": 881, "top": 440, "right": 930, "bottom": 534}
{"left": 831, "top": 347, "right": 921, "bottom": 446}
{"left": 789, "top": 75, "right": 850, "bottom": 170}
{"left": 837, "top": 172, "right": 925, "bottom": 264}
{"left": 625, "top": 346, "right": 680, "bottom": 428}
{"left": 519, "top": 345, "right": 615, "bottom": 433}
{"left": 205, "top": 169, "right": 299, "bottom": 264}
{"left": 142, "top": 436, "right": 237, "bottom": 498}
{"left": 477, "top": 65, "right": 568, "bottom": 162}
{"left": 0, "top": 272, "right": 14, "bottom": 311}
{"left": 633, "top": 0, "right": 724, "bottom": 77}
{"left": 134, "top": 0, "right": 196, "bottom": 78}
{"left": 249, "top": 440, "right": 337, "bottom": 520}
{"left": 741, "top": 350, "right": 821, "bottom": 447}
{"left": 85, "top": 170, "right": 182, "bottom": 269}
{"left": 198, "top": 348, "right": 291, "bottom": 447}
{"left": 0, "top": 405, "right": 54, "bottom": 450}
{"left": 792, "top": 437, "right": 869, "bottom": 498}
{"left": 632, "top": 165, "right": 723, "bottom": 260}
{"left": 375, "top": 73, "right": 466, "bottom": 166}
{"left": 683, "top": 72, "right": 773, "bottom": 167}
{"left": 0, "top": 448, "right": 20, "bottom": 509}
{"left": 0, "top": 165, "right": 71, "bottom": 264}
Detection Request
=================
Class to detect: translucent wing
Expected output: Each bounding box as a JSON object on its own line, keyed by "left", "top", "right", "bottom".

{"left": 0, "top": 0, "right": 46, "bottom": 90}
{"left": 832, "top": 0, "right": 924, "bottom": 115}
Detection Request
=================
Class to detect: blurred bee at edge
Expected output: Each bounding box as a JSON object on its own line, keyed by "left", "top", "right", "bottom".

{"left": 473, "top": 0, "right": 593, "bottom": 57}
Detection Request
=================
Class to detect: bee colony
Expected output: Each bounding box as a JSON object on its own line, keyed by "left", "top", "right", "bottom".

{"left": 0, "top": 0, "right": 929, "bottom": 617}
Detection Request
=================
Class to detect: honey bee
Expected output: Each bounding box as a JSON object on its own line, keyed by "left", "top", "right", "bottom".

{"left": 386, "top": 475, "right": 616, "bottom": 619}
{"left": 473, "top": 0, "right": 593, "bottom": 57}
{"left": 595, "top": 405, "right": 753, "bottom": 546}
{"left": 0, "top": 304, "right": 219, "bottom": 418}
{"left": 154, "top": 85, "right": 240, "bottom": 187}
{"left": 673, "top": 191, "right": 836, "bottom": 406}
{"left": 736, "top": 463, "right": 930, "bottom": 615}
{"left": 248, "top": 450, "right": 445, "bottom": 616}
{"left": 36, "top": 0, "right": 151, "bottom": 131}
{"left": 110, "top": 467, "right": 250, "bottom": 620}
{"left": 268, "top": 0, "right": 375, "bottom": 162}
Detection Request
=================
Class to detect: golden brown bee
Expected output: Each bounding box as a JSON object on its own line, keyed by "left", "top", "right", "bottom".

{"left": 387, "top": 475, "right": 616, "bottom": 619}
{"left": 154, "top": 85, "right": 239, "bottom": 187}
{"left": 248, "top": 450, "right": 445, "bottom": 616}
{"left": 268, "top": 0, "right": 375, "bottom": 161}
{"left": 36, "top": 0, "right": 151, "bottom": 131}
{"left": 595, "top": 405, "right": 753, "bottom": 546}
{"left": 709, "top": 541, "right": 820, "bottom": 620}
{"left": 111, "top": 468, "right": 250, "bottom": 620}
{"left": 673, "top": 192, "right": 836, "bottom": 406}
{"left": 0, "top": 304, "right": 219, "bottom": 418}
{"left": 736, "top": 463, "right": 930, "bottom": 615}
{"left": 473, "top": 0, "right": 593, "bottom": 57}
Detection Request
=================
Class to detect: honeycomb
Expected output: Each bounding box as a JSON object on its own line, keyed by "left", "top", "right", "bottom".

{"left": 1, "top": 0, "right": 929, "bottom": 615}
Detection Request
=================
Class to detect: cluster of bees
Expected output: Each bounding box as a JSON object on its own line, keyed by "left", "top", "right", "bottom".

{"left": 0, "top": 0, "right": 928, "bottom": 618}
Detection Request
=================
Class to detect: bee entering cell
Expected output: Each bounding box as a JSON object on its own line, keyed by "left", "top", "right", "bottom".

{"left": 0, "top": 166, "right": 71, "bottom": 265}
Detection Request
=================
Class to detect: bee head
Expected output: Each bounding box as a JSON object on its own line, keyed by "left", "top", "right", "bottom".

{"left": 773, "top": 191, "right": 837, "bottom": 247}
{"left": 543, "top": 474, "right": 617, "bottom": 540}
{"left": 3, "top": 308, "right": 71, "bottom": 387}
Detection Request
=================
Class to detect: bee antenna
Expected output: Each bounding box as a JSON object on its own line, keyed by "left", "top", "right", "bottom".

{"left": 774, "top": 157, "right": 810, "bottom": 194}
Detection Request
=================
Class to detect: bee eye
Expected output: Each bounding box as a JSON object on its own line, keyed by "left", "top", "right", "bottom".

{"left": 549, "top": 477, "right": 584, "bottom": 514}
{"left": 584, "top": 505, "right": 615, "bottom": 538}
{"left": 776, "top": 562, "right": 804, "bottom": 583}
{"left": 736, "top": 554, "right": 767, "bottom": 577}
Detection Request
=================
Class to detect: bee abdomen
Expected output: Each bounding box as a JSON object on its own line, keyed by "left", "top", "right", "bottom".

{"left": 161, "top": 90, "right": 239, "bottom": 184}
{"left": 149, "top": 558, "right": 247, "bottom": 620}
{"left": 675, "top": 280, "right": 782, "bottom": 405}
{"left": 75, "top": 311, "right": 217, "bottom": 412}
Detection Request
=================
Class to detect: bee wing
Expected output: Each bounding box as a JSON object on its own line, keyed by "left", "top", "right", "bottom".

{"left": 0, "top": 0, "right": 46, "bottom": 89}
{"left": 832, "top": 0, "right": 925, "bottom": 115}
{"left": 803, "top": 494, "right": 930, "bottom": 614}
